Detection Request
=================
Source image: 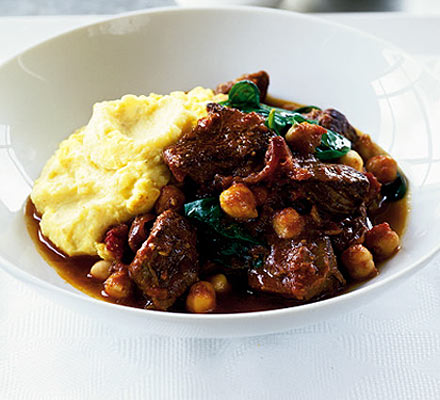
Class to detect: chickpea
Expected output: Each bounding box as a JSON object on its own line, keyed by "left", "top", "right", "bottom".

{"left": 365, "top": 222, "right": 400, "bottom": 260}
{"left": 104, "top": 270, "right": 132, "bottom": 299}
{"left": 339, "top": 150, "right": 364, "bottom": 172}
{"left": 341, "top": 244, "right": 377, "bottom": 281}
{"left": 209, "top": 274, "right": 231, "bottom": 293}
{"left": 366, "top": 155, "right": 398, "bottom": 184}
{"left": 220, "top": 183, "right": 258, "bottom": 220}
{"left": 90, "top": 259, "right": 112, "bottom": 281}
{"left": 356, "top": 133, "right": 382, "bottom": 160}
{"left": 272, "top": 207, "right": 304, "bottom": 239}
{"left": 186, "top": 281, "right": 216, "bottom": 313}
{"left": 285, "top": 122, "right": 325, "bottom": 154}
{"left": 155, "top": 185, "right": 185, "bottom": 214}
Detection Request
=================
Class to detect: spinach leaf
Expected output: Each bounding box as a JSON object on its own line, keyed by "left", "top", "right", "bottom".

{"left": 292, "top": 105, "right": 321, "bottom": 113}
{"left": 286, "top": 112, "right": 308, "bottom": 125}
{"left": 208, "top": 238, "right": 264, "bottom": 270}
{"left": 184, "top": 197, "right": 264, "bottom": 269}
{"left": 226, "top": 79, "right": 261, "bottom": 109}
{"left": 285, "top": 111, "right": 351, "bottom": 160}
{"left": 381, "top": 172, "right": 408, "bottom": 202}
{"left": 220, "top": 80, "right": 351, "bottom": 160}
{"left": 265, "top": 108, "right": 285, "bottom": 135}
{"left": 315, "top": 129, "right": 351, "bottom": 160}
{"left": 266, "top": 108, "right": 276, "bottom": 130}
{"left": 184, "top": 198, "right": 260, "bottom": 245}
{"left": 207, "top": 234, "right": 254, "bottom": 267}
{"left": 261, "top": 107, "right": 288, "bottom": 135}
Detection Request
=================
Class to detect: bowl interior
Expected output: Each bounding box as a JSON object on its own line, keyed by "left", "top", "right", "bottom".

{"left": 0, "top": 7, "right": 439, "bottom": 334}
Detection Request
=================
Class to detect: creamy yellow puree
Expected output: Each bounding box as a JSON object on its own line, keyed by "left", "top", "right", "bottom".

{"left": 31, "top": 87, "right": 225, "bottom": 257}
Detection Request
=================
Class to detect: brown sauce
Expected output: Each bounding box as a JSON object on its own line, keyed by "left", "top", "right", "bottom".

{"left": 265, "top": 95, "right": 304, "bottom": 110}
{"left": 24, "top": 182, "right": 409, "bottom": 314}
{"left": 24, "top": 96, "right": 410, "bottom": 314}
{"left": 24, "top": 201, "right": 148, "bottom": 308}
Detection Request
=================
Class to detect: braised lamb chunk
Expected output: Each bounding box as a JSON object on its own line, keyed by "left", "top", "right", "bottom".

{"left": 222, "top": 136, "right": 310, "bottom": 188}
{"left": 163, "top": 103, "right": 275, "bottom": 191}
{"left": 215, "top": 70, "right": 270, "bottom": 101}
{"left": 225, "top": 135, "right": 370, "bottom": 216}
{"left": 232, "top": 136, "right": 370, "bottom": 215}
{"left": 294, "top": 161, "right": 370, "bottom": 215}
{"left": 322, "top": 207, "right": 369, "bottom": 253}
{"left": 305, "top": 108, "right": 359, "bottom": 144}
{"left": 248, "top": 236, "right": 345, "bottom": 301}
{"left": 128, "top": 210, "right": 199, "bottom": 310}
{"left": 306, "top": 202, "right": 369, "bottom": 254}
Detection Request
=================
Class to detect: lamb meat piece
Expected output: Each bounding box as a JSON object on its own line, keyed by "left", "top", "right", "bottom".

{"left": 248, "top": 236, "right": 345, "bottom": 301}
{"left": 215, "top": 70, "right": 270, "bottom": 101}
{"left": 225, "top": 135, "right": 370, "bottom": 215}
{"left": 163, "top": 103, "right": 275, "bottom": 191}
{"left": 222, "top": 136, "right": 310, "bottom": 188}
{"left": 234, "top": 137, "right": 370, "bottom": 215}
{"left": 330, "top": 214, "right": 369, "bottom": 253}
{"left": 296, "top": 162, "right": 370, "bottom": 215}
{"left": 305, "top": 108, "right": 359, "bottom": 144}
{"left": 317, "top": 205, "right": 369, "bottom": 253}
{"left": 128, "top": 210, "right": 199, "bottom": 310}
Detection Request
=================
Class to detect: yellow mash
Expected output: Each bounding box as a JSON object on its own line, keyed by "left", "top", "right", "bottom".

{"left": 31, "top": 87, "right": 225, "bottom": 257}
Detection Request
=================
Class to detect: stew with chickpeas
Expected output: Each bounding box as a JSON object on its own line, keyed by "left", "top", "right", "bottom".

{"left": 25, "top": 71, "right": 409, "bottom": 314}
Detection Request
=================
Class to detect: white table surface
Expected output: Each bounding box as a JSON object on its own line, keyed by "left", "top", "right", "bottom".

{"left": 1, "top": 12, "right": 440, "bottom": 400}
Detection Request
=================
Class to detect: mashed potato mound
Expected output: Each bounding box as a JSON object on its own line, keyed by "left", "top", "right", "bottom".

{"left": 31, "top": 87, "right": 225, "bottom": 257}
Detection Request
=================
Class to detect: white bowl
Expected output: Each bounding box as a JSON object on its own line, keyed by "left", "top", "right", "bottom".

{"left": 0, "top": 7, "right": 439, "bottom": 338}
{"left": 175, "top": 0, "right": 282, "bottom": 7}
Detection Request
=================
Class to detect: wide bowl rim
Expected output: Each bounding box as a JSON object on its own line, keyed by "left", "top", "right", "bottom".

{"left": 1, "top": 5, "right": 439, "bottom": 324}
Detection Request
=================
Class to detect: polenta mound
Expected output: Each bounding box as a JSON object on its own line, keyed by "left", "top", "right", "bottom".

{"left": 31, "top": 87, "right": 225, "bottom": 257}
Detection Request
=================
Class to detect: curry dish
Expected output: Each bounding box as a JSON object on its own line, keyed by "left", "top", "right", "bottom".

{"left": 26, "top": 71, "right": 409, "bottom": 313}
